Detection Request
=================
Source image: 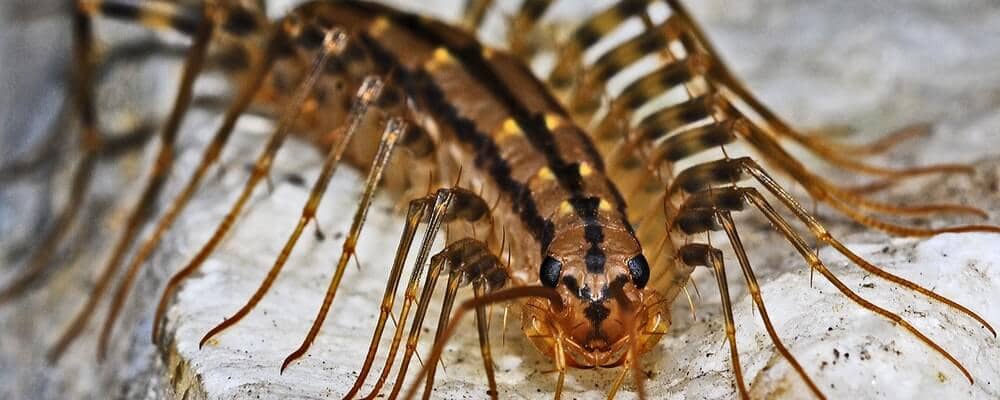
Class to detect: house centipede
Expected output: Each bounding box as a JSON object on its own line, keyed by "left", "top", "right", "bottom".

{"left": 1, "top": 0, "right": 998, "bottom": 399}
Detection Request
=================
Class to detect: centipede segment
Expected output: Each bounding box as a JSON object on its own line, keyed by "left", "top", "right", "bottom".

{"left": 2, "top": 1, "right": 997, "bottom": 399}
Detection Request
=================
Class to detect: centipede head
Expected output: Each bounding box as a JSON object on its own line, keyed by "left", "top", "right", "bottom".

{"left": 521, "top": 222, "right": 671, "bottom": 368}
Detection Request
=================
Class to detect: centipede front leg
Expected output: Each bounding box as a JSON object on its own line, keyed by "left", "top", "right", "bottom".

{"left": 1, "top": 0, "right": 999, "bottom": 399}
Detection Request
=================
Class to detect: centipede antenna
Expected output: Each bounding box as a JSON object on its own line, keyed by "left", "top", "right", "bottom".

{"left": 717, "top": 212, "right": 826, "bottom": 399}
{"left": 148, "top": 23, "right": 286, "bottom": 344}
{"left": 93, "top": 5, "right": 217, "bottom": 361}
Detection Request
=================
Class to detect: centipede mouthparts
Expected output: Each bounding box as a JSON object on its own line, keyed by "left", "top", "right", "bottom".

{"left": 1, "top": 0, "right": 999, "bottom": 399}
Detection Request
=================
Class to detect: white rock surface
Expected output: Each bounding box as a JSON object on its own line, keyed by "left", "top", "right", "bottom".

{"left": 2, "top": 1, "right": 1000, "bottom": 399}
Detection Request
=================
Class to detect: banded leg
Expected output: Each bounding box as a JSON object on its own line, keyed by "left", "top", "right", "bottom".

{"left": 662, "top": 0, "right": 971, "bottom": 177}
{"left": 391, "top": 238, "right": 508, "bottom": 400}
{"left": 403, "top": 285, "right": 566, "bottom": 400}
{"left": 350, "top": 188, "right": 491, "bottom": 399}
{"left": 678, "top": 238, "right": 825, "bottom": 399}
{"left": 137, "top": 23, "right": 287, "bottom": 344}
{"left": 678, "top": 243, "right": 748, "bottom": 399}
{"left": 60, "top": 3, "right": 216, "bottom": 362}
{"left": 149, "top": 27, "right": 348, "bottom": 344}
{"left": 676, "top": 184, "right": 984, "bottom": 386}
{"left": 197, "top": 74, "right": 388, "bottom": 348}
{"left": 670, "top": 158, "right": 996, "bottom": 334}
{"left": 0, "top": 0, "right": 108, "bottom": 305}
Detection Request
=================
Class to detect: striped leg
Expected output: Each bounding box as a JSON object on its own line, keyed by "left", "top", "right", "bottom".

{"left": 351, "top": 188, "right": 492, "bottom": 399}
{"left": 149, "top": 26, "right": 348, "bottom": 345}
{"left": 672, "top": 182, "right": 987, "bottom": 393}
{"left": 403, "top": 285, "right": 566, "bottom": 400}
{"left": 196, "top": 73, "right": 386, "bottom": 347}
{"left": 0, "top": 0, "right": 109, "bottom": 306}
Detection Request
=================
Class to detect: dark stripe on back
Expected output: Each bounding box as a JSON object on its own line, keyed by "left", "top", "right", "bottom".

{"left": 358, "top": 34, "right": 554, "bottom": 249}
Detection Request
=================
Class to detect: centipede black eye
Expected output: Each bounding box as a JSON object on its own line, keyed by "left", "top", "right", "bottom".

{"left": 540, "top": 256, "right": 563, "bottom": 288}
{"left": 627, "top": 254, "right": 650, "bottom": 289}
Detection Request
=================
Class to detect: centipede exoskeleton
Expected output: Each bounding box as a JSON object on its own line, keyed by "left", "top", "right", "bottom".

{"left": 1, "top": 0, "right": 998, "bottom": 399}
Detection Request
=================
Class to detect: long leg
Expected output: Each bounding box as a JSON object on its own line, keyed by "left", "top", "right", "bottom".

{"left": 663, "top": 0, "right": 965, "bottom": 170}
{"left": 0, "top": 1, "right": 106, "bottom": 304}
{"left": 716, "top": 214, "right": 826, "bottom": 398}
{"left": 402, "top": 285, "right": 565, "bottom": 400}
{"left": 693, "top": 244, "right": 748, "bottom": 399}
{"left": 355, "top": 189, "right": 466, "bottom": 399}
{"left": 279, "top": 114, "right": 405, "bottom": 370}
{"left": 149, "top": 26, "right": 346, "bottom": 344}
{"left": 342, "top": 196, "right": 435, "bottom": 399}
{"left": 385, "top": 238, "right": 506, "bottom": 400}
{"left": 197, "top": 74, "right": 386, "bottom": 347}
{"left": 680, "top": 186, "right": 978, "bottom": 383}
{"left": 736, "top": 161, "right": 996, "bottom": 336}
{"left": 138, "top": 24, "right": 285, "bottom": 344}
{"left": 68, "top": 3, "right": 215, "bottom": 361}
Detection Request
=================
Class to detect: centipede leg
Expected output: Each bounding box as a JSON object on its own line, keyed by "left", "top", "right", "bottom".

{"left": 716, "top": 213, "right": 826, "bottom": 399}
{"left": 143, "top": 24, "right": 283, "bottom": 344}
{"left": 0, "top": 155, "right": 96, "bottom": 305}
{"left": 738, "top": 162, "right": 996, "bottom": 336}
{"left": 198, "top": 71, "right": 385, "bottom": 348}
{"left": 663, "top": 0, "right": 969, "bottom": 176}
{"left": 149, "top": 26, "right": 345, "bottom": 345}
{"left": 730, "top": 187, "right": 976, "bottom": 383}
{"left": 65, "top": 4, "right": 214, "bottom": 361}
{"left": 706, "top": 246, "right": 748, "bottom": 399}
{"left": 359, "top": 190, "right": 459, "bottom": 399}
{"left": 403, "top": 286, "right": 565, "bottom": 400}
{"left": 415, "top": 240, "right": 506, "bottom": 400}
{"left": 735, "top": 122, "right": 990, "bottom": 220}
{"left": 279, "top": 113, "right": 405, "bottom": 371}
{"left": 0, "top": 2, "right": 105, "bottom": 305}
{"left": 461, "top": 0, "right": 492, "bottom": 31}
{"left": 470, "top": 282, "right": 499, "bottom": 400}
{"left": 390, "top": 250, "right": 450, "bottom": 400}
{"left": 343, "top": 197, "right": 434, "bottom": 399}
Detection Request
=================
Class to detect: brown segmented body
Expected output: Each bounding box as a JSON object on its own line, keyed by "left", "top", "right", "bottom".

{"left": 1, "top": 0, "right": 998, "bottom": 399}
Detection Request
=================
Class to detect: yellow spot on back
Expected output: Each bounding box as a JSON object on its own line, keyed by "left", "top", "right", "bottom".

{"left": 559, "top": 200, "right": 574, "bottom": 216}
{"left": 370, "top": 17, "right": 392, "bottom": 36}
{"left": 598, "top": 198, "right": 613, "bottom": 212}
{"left": 482, "top": 47, "right": 495, "bottom": 59}
{"left": 544, "top": 113, "right": 566, "bottom": 130}
{"left": 141, "top": 13, "right": 171, "bottom": 29}
{"left": 425, "top": 47, "right": 455, "bottom": 71}
{"left": 496, "top": 118, "right": 523, "bottom": 140}
{"left": 578, "top": 162, "right": 593, "bottom": 177}
{"left": 537, "top": 167, "right": 555, "bottom": 181}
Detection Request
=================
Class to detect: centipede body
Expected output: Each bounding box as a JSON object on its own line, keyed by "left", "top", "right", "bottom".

{"left": 1, "top": 0, "right": 1000, "bottom": 400}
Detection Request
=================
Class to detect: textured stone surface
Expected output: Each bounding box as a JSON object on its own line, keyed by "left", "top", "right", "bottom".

{"left": 2, "top": 1, "right": 1000, "bottom": 399}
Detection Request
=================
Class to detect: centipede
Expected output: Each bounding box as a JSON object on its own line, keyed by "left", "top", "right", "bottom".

{"left": 1, "top": 0, "right": 998, "bottom": 398}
